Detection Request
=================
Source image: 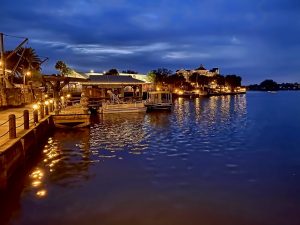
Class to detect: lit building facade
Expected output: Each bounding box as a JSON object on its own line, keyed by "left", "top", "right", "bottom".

{"left": 176, "top": 64, "right": 220, "bottom": 82}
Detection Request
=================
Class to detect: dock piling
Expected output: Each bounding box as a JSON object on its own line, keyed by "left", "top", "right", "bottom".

{"left": 33, "top": 110, "right": 38, "bottom": 124}
{"left": 9, "top": 114, "right": 16, "bottom": 139}
{"left": 24, "top": 110, "right": 29, "bottom": 129}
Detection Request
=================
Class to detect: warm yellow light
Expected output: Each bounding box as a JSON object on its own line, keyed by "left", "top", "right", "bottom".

{"left": 32, "top": 180, "right": 42, "bottom": 187}
{"left": 66, "top": 94, "right": 71, "bottom": 98}
{"left": 195, "top": 90, "right": 200, "bottom": 94}
{"left": 36, "top": 189, "right": 47, "bottom": 198}
{"left": 33, "top": 104, "right": 39, "bottom": 110}
{"left": 45, "top": 101, "right": 49, "bottom": 105}
{"left": 156, "top": 87, "right": 160, "bottom": 91}
{"left": 26, "top": 71, "right": 31, "bottom": 76}
{"left": 61, "top": 96, "right": 64, "bottom": 100}
{"left": 174, "top": 89, "right": 178, "bottom": 93}
{"left": 49, "top": 99, "right": 53, "bottom": 103}
{"left": 44, "top": 94, "right": 48, "bottom": 98}
{"left": 178, "top": 91, "right": 184, "bottom": 95}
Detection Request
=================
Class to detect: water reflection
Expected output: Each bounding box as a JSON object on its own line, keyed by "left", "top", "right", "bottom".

{"left": 4, "top": 93, "right": 300, "bottom": 225}
{"left": 27, "top": 128, "right": 93, "bottom": 190}
{"left": 90, "top": 113, "right": 149, "bottom": 156}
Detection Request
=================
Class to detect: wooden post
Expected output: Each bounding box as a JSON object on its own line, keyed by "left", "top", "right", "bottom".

{"left": 45, "top": 105, "right": 49, "bottom": 115}
{"left": 23, "top": 110, "right": 29, "bottom": 129}
{"left": 9, "top": 114, "right": 16, "bottom": 139}
{"left": 33, "top": 110, "right": 38, "bottom": 124}
{"left": 40, "top": 104, "right": 45, "bottom": 119}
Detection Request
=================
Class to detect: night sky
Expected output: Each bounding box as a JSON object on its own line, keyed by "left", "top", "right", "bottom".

{"left": 1, "top": 0, "right": 300, "bottom": 84}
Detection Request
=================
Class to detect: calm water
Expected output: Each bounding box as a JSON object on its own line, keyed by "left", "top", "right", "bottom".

{"left": 1, "top": 92, "right": 300, "bottom": 225}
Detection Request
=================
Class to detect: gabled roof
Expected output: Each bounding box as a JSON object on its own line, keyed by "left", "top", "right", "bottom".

{"left": 83, "top": 75, "right": 144, "bottom": 85}
{"left": 68, "top": 70, "right": 88, "bottom": 79}
{"left": 196, "top": 64, "right": 207, "bottom": 70}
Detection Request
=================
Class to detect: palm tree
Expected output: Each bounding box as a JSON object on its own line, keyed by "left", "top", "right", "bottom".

{"left": 5, "top": 47, "right": 42, "bottom": 83}
{"left": 55, "top": 60, "right": 71, "bottom": 76}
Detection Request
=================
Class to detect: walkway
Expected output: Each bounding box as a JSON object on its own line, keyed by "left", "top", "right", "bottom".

{"left": 0, "top": 104, "right": 35, "bottom": 147}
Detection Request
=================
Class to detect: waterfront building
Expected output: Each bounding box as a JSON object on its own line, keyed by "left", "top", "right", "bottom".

{"left": 85, "top": 71, "right": 148, "bottom": 83}
{"left": 176, "top": 64, "right": 220, "bottom": 82}
{"left": 81, "top": 75, "right": 144, "bottom": 101}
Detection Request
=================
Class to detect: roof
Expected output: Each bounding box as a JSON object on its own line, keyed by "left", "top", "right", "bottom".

{"left": 68, "top": 70, "right": 88, "bottom": 79}
{"left": 196, "top": 64, "right": 207, "bottom": 70}
{"left": 209, "top": 68, "right": 219, "bottom": 73}
{"left": 82, "top": 75, "right": 145, "bottom": 85}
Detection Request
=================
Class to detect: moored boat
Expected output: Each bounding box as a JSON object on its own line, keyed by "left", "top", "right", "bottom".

{"left": 99, "top": 102, "right": 147, "bottom": 114}
{"left": 52, "top": 114, "right": 91, "bottom": 128}
{"left": 144, "top": 91, "right": 172, "bottom": 110}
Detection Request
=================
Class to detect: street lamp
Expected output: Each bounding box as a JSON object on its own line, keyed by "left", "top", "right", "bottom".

{"left": 23, "top": 71, "right": 31, "bottom": 86}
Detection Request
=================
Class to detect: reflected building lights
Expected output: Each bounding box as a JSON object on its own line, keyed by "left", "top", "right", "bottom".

{"left": 36, "top": 189, "right": 47, "bottom": 198}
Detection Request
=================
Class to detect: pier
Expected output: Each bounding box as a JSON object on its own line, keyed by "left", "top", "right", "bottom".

{"left": 0, "top": 102, "right": 59, "bottom": 189}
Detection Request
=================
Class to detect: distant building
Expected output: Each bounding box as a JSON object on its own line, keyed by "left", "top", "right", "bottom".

{"left": 176, "top": 64, "right": 220, "bottom": 82}
{"left": 84, "top": 71, "right": 148, "bottom": 83}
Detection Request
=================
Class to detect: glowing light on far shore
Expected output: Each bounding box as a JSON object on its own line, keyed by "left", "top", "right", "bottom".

{"left": 36, "top": 189, "right": 47, "bottom": 198}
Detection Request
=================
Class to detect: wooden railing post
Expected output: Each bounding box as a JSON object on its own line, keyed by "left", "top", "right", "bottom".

{"left": 45, "top": 105, "right": 49, "bottom": 115}
{"left": 40, "top": 104, "right": 45, "bottom": 119}
{"left": 9, "top": 114, "right": 16, "bottom": 139}
{"left": 23, "top": 110, "right": 29, "bottom": 129}
{"left": 33, "top": 110, "right": 39, "bottom": 124}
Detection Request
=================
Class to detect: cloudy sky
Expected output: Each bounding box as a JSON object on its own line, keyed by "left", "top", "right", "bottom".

{"left": 1, "top": 0, "right": 300, "bottom": 84}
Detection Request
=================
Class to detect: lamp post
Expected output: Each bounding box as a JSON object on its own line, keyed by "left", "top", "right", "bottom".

{"left": 23, "top": 71, "right": 31, "bottom": 86}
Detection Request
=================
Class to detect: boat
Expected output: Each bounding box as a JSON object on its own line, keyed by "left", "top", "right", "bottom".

{"left": 99, "top": 102, "right": 147, "bottom": 114}
{"left": 52, "top": 114, "right": 90, "bottom": 128}
{"left": 144, "top": 91, "right": 172, "bottom": 110}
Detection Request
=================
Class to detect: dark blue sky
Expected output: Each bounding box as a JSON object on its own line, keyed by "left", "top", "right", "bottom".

{"left": 1, "top": 0, "right": 300, "bottom": 84}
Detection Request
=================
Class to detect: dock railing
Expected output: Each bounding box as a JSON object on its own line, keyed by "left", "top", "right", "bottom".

{"left": 0, "top": 102, "right": 55, "bottom": 145}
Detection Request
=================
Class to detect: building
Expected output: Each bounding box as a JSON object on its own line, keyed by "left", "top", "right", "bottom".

{"left": 176, "top": 64, "right": 220, "bottom": 82}
{"left": 85, "top": 71, "right": 148, "bottom": 83}
{"left": 81, "top": 75, "right": 144, "bottom": 101}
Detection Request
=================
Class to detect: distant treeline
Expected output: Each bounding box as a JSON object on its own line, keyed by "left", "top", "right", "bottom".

{"left": 248, "top": 79, "right": 300, "bottom": 91}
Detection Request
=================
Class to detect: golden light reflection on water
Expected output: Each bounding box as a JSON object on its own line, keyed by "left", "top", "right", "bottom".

{"left": 29, "top": 168, "right": 47, "bottom": 199}
{"left": 90, "top": 113, "right": 149, "bottom": 158}
{"left": 36, "top": 189, "right": 47, "bottom": 198}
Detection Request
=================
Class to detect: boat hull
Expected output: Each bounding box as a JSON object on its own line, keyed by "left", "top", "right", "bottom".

{"left": 100, "top": 102, "right": 147, "bottom": 114}
{"left": 145, "top": 103, "right": 172, "bottom": 110}
{"left": 52, "top": 114, "right": 91, "bottom": 128}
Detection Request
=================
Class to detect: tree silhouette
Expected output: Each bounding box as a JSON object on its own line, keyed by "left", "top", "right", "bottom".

{"left": 260, "top": 79, "right": 278, "bottom": 91}
{"left": 55, "top": 61, "right": 71, "bottom": 76}
{"left": 104, "top": 68, "right": 119, "bottom": 75}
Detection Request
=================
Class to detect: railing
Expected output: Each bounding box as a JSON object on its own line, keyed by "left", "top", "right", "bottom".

{"left": 0, "top": 103, "right": 55, "bottom": 143}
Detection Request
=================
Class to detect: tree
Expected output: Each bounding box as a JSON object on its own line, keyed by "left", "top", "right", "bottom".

{"left": 146, "top": 71, "right": 156, "bottom": 83}
{"left": 189, "top": 73, "right": 210, "bottom": 87}
{"left": 260, "top": 79, "right": 278, "bottom": 91}
{"left": 55, "top": 61, "right": 71, "bottom": 76}
{"left": 225, "top": 75, "right": 242, "bottom": 88}
{"left": 5, "top": 47, "right": 42, "bottom": 80}
{"left": 165, "top": 74, "right": 185, "bottom": 86}
{"left": 122, "top": 70, "right": 138, "bottom": 74}
{"left": 215, "top": 75, "right": 225, "bottom": 86}
{"left": 104, "top": 68, "right": 119, "bottom": 75}
{"left": 150, "top": 68, "right": 172, "bottom": 84}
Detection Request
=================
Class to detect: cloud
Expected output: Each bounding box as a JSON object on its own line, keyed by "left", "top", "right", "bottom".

{"left": 0, "top": 0, "right": 299, "bottom": 83}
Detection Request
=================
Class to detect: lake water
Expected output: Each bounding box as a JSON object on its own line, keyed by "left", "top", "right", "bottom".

{"left": 1, "top": 92, "right": 300, "bottom": 225}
